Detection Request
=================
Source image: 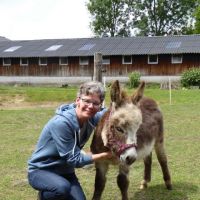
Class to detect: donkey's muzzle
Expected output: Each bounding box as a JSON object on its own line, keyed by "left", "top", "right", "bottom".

{"left": 125, "top": 155, "right": 136, "bottom": 165}
{"left": 119, "top": 145, "right": 137, "bottom": 165}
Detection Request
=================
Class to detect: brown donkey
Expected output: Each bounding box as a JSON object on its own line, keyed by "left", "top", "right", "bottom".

{"left": 90, "top": 80, "right": 172, "bottom": 200}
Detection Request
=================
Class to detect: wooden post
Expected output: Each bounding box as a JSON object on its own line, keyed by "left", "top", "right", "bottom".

{"left": 93, "top": 52, "right": 102, "bottom": 82}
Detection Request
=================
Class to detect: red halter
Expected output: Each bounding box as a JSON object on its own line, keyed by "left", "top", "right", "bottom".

{"left": 107, "top": 137, "right": 137, "bottom": 157}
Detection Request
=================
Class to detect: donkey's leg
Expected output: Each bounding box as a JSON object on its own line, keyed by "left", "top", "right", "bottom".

{"left": 155, "top": 142, "right": 172, "bottom": 190}
{"left": 117, "top": 164, "right": 130, "bottom": 200}
{"left": 92, "top": 162, "right": 109, "bottom": 200}
{"left": 140, "top": 153, "right": 152, "bottom": 189}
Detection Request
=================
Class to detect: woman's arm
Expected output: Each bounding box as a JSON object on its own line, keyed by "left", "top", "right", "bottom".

{"left": 91, "top": 152, "right": 113, "bottom": 162}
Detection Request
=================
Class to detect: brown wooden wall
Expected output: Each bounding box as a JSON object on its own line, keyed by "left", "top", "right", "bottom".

{"left": 0, "top": 54, "right": 200, "bottom": 77}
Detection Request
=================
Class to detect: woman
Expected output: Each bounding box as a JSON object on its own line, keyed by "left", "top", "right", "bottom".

{"left": 28, "top": 81, "right": 112, "bottom": 200}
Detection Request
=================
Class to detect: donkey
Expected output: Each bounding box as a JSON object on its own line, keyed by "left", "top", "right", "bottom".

{"left": 90, "top": 80, "right": 172, "bottom": 200}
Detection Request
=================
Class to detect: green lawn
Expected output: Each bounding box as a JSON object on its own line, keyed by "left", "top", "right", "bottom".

{"left": 0, "top": 85, "right": 199, "bottom": 200}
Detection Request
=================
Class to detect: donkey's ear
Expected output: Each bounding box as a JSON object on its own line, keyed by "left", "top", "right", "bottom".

{"left": 131, "top": 81, "right": 145, "bottom": 104}
{"left": 110, "top": 80, "right": 121, "bottom": 106}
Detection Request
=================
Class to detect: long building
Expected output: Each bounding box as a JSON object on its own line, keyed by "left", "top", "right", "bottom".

{"left": 0, "top": 35, "right": 200, "bottom": 77}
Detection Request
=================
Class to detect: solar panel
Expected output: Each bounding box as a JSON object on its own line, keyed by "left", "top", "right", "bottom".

{"left": 79, "top": 43, "right": 96, "bottom": 50}
{"left": 45, "top": 45, "right": 63, "bottom": 51}
{"left": 4, "top": 46, "right": 22, "bottom": 52}
{"left": 165, "top": 41, "right": 181, "bottom": 49}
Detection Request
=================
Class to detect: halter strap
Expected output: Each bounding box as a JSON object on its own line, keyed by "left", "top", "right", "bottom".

{"left": 107, "top": 137, "right": 137, "bottom": 157}
{"left": 116, "top": 143, "right": 137, "bottom": 157}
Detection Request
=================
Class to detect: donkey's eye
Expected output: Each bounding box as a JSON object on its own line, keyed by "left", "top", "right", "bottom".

{"left": 116, "top": 126, "right": 124, "bottom": 133}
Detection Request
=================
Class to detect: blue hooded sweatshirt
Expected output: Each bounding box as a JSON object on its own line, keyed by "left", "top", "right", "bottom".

{"left": 28, "top": 103, "right": 106, "bottom": 175}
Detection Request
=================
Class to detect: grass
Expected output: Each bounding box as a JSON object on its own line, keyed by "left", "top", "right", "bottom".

{"left": 0, "top": 85, "right": 77, "bottom": 104}
{"left": 0, "top": 84, "right": 200, "bottom": 200}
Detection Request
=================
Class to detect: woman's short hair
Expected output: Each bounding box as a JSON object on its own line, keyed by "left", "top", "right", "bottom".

{"left": 77, "top": 81, "right": 106, "bottom": 102}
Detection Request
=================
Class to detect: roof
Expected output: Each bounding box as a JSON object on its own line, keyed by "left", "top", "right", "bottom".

{"left": 0, "top": 35, "right": 200, "bottom": 58}
{"left": 0, "top": 36, "right": 10, "bottom": 42}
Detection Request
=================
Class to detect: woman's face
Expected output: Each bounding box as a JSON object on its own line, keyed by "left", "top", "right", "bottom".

{"left": 75, "top": 94, "right": 102, "bottom": 122}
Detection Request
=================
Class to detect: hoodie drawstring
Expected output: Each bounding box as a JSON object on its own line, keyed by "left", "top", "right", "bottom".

{"left": 72, "top": 131, "right": 77, "bottom": 156}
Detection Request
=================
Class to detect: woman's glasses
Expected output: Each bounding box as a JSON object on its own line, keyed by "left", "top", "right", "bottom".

{"left": 81, "top": 98, "right": 102, "bottom": 109}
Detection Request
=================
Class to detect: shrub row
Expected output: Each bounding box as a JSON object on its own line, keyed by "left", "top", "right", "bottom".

{"left": 180, "top": 68, "right": 200, "bottom": 88}
{"left": 128, "top": 68, "right": 200, "bottom": 89}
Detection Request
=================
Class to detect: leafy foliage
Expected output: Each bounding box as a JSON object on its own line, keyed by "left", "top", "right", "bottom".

{"left": 87, "top": 0, "right": 136, "bottom": 37}
{"left": 180, "top": 68, "right": 200, "bottom": 88}
{"left": 87, "top": 0, "right": 197, "bottom": 36}
{"left": 194, "top": 1, "right": 200, "bottom": 34}
{"left": 128, "top": 71, "right": 141, "bottom": 88}
{"left": 133, "top": 0, "right": 197, "bottom": 36}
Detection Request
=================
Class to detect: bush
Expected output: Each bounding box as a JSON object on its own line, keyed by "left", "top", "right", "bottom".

{"left": 128, "top": 71, "right": 141, "bottom": 88}
{"left": 180, "top": 68, "right": 200, "bottom": 88}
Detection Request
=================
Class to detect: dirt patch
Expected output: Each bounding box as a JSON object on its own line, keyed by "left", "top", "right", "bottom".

{"left": 0, "top": 95, "right": 62, "bottom": 110}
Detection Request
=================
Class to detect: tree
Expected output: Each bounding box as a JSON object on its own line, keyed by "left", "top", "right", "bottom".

{"left": 87, "top": 0, "right": 135, "bottom": 37}
{"left": 194, "top": 0, "right": 200, "bottom": 33}
{"left": 132, "top": 0, "right": 197, "bottom": 36}
{"left": 87, "top": 0, "right": 198, "bottom": 37}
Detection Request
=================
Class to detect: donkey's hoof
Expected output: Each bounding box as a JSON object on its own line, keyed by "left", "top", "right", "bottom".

{"left": 165, "top": 181, "right": 172, "bottom": 190}
{"left": 139, "top": 184, "right": 148, "bottom": 190}
{"left": 139, "top": 180, "right": 148, "bottom": 190}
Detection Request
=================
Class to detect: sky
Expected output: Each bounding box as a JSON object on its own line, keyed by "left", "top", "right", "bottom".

{"left": 0, "top": 0, "right": 94, "bottom": 40}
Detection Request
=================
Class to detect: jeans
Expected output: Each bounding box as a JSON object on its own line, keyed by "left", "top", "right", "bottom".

{"left": 28, "top": 170, "right": 86, "bottom": 200}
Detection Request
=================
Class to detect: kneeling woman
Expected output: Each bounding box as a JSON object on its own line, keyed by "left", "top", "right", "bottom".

{"left": 27, "top": 81, "right": 112, "bottom": 200}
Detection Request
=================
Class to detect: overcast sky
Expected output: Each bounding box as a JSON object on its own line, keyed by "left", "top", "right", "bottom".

{"left": 0, "top": 0, "right": 94, "bottom": 40}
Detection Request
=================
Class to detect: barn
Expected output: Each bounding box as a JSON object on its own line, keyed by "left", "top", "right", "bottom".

{"left": 0, "top": 34, "right": 200, "bottom": 78}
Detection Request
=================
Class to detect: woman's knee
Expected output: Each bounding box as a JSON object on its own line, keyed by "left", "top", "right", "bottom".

{"left": 55, "top": 181, "right": 71, "bottom": 197}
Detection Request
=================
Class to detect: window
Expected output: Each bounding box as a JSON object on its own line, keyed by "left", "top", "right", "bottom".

{"left": 102, "top": 56, "right": 110, "bottom": 65}
{"left": 171, "top": 55, "right": 182, "bottom": 64}
{"left": 148, "top": 55, "right": 158, "bottom": 64}
{"left": 20, "top": 58, "right": 28, "bottom": 66}
{"left": 59, "top": 57, "right": 68, "bottom": 65}
{"left": 122, "top": 55, "right": 132, "bottom": 64}
{"left": 3, "top": 58, "right": 11, "bottom": 66}
{"left": 79, "top": 57, "right": 89, "bottom": 65}
{"left": 39, "top": 57, "right": 47, "bottom": 65}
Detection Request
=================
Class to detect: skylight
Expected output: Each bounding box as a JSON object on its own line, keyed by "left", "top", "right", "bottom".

{"left": 79, "top": 43, "right": 96, "bottom": 51}
{"left": 165, "top": 41, "right": 181, "bottom": 49}
{"left": 4, "top": 46, "right": 21, "bottom": 52}
{"left": 45, "top": 45, "right": 63, "bottom": 51}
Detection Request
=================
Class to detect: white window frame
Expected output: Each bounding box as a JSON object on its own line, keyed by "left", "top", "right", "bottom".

{"left": 102, "top": 56, "right": 110, "bottom": 65}
{"left": 59, "top": 57, "right": 68, "bottom": 65}
{"left": 148, "top": 55, "right": 158, "bottom": 64}
{"left": 3, "top": 58, "right": 11, "bottom": 66}
{"left": 39, "top": 57, "right": 47, "bottom": 66}
{"left": 171, "top": 54, "right": 182, "bottom": 64}
{"left": 79, "top": 57, "right": 89, "bottom": 65}
{"left": 122, "top": 55, "right": 132, "bottom": 64}
{"left": 20, "top": 58, "right": 28, "bottom": 66}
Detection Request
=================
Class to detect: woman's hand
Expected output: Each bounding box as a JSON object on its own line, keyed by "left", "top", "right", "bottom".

{"left": 91, "top": 151, "right": 113, "bottom": 161}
